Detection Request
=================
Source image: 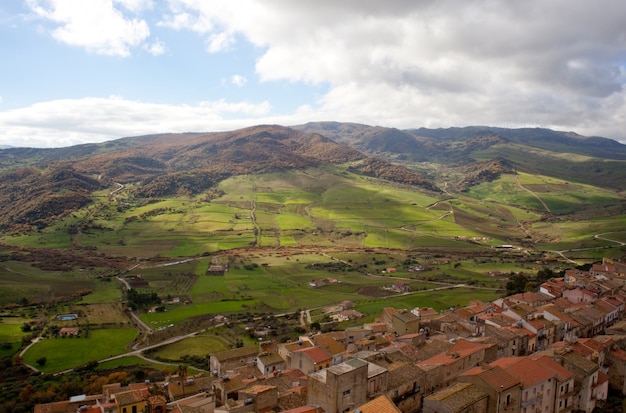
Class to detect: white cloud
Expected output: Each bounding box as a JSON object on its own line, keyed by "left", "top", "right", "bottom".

{"left": 26, "top": 0, "right": 151, "bottom": 57}
{"left": 114, "top": 0, "right": 153, "bottom": 13}
{"left": 0, "top": 97, "right": 272, "bottom": 148}
{"left": 206, "top": 31, "right": 234, "bottom": 53}
{"left": 159, "top": 0, "right": 626, "bottom": 140}
{"left": 231, "top": 75, "right": 247, "bottom": 87}
{"left": 145, "top": 39, "right": 166, "bottom": 55}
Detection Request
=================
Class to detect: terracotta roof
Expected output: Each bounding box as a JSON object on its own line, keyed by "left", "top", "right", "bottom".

{"left": 425, "top": 382, "right": 488, "bottom": 412}
{"left": 610, "top": 347, "right": 626, "bottom": 361}
{"left": 393, "top": 311, "right": 419, "bottom": 324}
{"left": 282, "top": 340, "right": 313, "bottom": 352}
{"left": 491, "top": 357, "right": 555, "bottom": 387}
{"left": 114, "top": 389, "right": 146, "bottom": 406}
{"left": 530, "top": 355, "right": 574, "bottom": 382}
{"left": 295, "top": 346, "right": 332, "bottom": 364}
{"left": 313, "top": 334, "right": 346, "bottom": 356}
{"left": 386, "top": 362, "right": 424, "bottom": 389}
{"left": 358, "top": 395, "right": 402, "bottom": 413}
{"left": 33, "top": 401, "right": 71, "bottom": 413}
{"left": 509, "top": 292, "right": 553, "bottom": 304}
{"left": 281, "top": 406, "right": 324, "bottom": 413}
{"left": 258, "top": 352, "right": 285, "bottom": 366}
{"left": 460, "top": 365, "right": 520, "bottom": 391}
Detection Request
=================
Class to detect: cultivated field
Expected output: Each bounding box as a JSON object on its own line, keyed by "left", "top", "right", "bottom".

{"left": 23, "top": 328, "right": 138, "bottom": 373}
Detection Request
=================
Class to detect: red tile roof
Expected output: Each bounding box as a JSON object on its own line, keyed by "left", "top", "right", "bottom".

{"left": 530, "top": 355, "right": 573, "bottom": 382}
{"left": 460, "top": 365, "right": 520, "bottom": 391}
{"left": 491, "top": 357, "right": 555, "bottom": 387}
{"left": 296, "top": 346, "right": 332, "bottom": 364}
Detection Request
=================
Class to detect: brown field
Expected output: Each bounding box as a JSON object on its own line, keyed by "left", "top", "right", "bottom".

{"left": 79, "top": 303, "right": 130, "bottom": 325}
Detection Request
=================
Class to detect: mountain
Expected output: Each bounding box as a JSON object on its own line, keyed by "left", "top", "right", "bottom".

{"left": 295, "top": 122, "right": 626, "bottom": 190}
{"left": 1, "top": 122, "right": 625, "bottom": 233}
{"left": 0, "top": 125, "right": 438, "bottom": 231}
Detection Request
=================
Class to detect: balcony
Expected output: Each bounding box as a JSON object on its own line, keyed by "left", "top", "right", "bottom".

{"left": 521, "top": 396, "right": 542, "bottom": 408}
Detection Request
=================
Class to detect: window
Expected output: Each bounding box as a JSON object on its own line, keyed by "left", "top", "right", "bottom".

{"left": 506, "top": 394, "right": 511, "bottom": 405}
{"left": 343, "top": 390, "right": 351, "bottom": 397}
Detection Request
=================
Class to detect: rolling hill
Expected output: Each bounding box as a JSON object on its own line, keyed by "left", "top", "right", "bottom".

{"left": 0, "top": 122, "right": 624, "bottom": 259}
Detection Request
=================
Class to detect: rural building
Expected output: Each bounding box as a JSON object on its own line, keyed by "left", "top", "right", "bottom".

{"left": 210, "top": 346, "right": 259, "bottom": 376}
{"left": 59, "top": 327, "right": 80, "bottom": 336}
{"left": 207, "top": 264, "right": 227, "bottom": 276}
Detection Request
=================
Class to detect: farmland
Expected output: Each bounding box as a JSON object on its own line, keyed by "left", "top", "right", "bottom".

{"left": 0, "top": 160, "right": 624, "bottom": 375}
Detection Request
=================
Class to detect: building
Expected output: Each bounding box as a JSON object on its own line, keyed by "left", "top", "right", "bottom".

{"left": 423, "top": 382, "right": 488, "bottom": 413}
{"left": 210, "top": 346, "right": 259, "bottom": 376}
{"left": 308, "top": 359, "right": 369, "bottom": 413}
{"left": 391, "top": 311, "right": 420, "bottom": 336}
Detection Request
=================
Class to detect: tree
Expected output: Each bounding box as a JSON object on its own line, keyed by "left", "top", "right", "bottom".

{"left": 36, "top": 357, "right": 47, "bottom": 367}
{"left": 177, "top": 364, "right": 188, "bottom": 396}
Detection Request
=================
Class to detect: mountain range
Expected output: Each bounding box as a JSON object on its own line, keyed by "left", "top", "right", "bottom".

{"left": 0, "top": 122, "right": 625, "bottom": 232}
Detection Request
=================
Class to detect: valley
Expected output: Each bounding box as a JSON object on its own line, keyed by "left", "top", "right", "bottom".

{"left": 0, "top": 123, "right": 625, "bottom": 412}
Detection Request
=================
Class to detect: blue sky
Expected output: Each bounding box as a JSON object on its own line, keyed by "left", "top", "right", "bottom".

{"left": 1, "top": 0, "right": 625, "bottom": 148}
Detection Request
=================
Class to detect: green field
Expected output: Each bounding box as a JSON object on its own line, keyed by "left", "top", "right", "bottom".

{"left": 150, "top": 335, "right": 229, "bottom": 360}
{"left": 23, "top": 328, "right": 138, "bottom": 373}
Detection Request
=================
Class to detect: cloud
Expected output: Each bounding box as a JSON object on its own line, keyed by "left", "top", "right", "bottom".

{"left": 231, "top": 75, "right": 247, "bottom": 87}
{"left": 26, "top": 0, "right": 151, "bottom": 56}
{"left": 0, "top": 97, "right": 272, "bottom": 148}
{"left": 145, "top": 39, "right": 166, "bottom": 55}
{"left": 160, "top": 0, "right": 626, "bottom": 140}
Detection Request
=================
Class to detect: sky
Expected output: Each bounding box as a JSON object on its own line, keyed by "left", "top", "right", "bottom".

{"left": 1, "top": 1, "right": 626, "bottom": 148}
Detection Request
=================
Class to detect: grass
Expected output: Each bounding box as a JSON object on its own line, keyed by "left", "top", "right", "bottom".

{"left": 96, "top": 356, "right": 170, "bottom": 371}
{"left": 150, "top": 335, "right": 229, "bottom": 360}
{"left": 23, "top": 328, "right": 138, "bottom": 373}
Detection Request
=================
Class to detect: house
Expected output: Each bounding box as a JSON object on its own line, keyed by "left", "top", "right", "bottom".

{"left": 278, "top": 340, "right": 313, "bottom": 366}
{"left": 257, "top": 352, "right": 286, "bottom": 376}
{"left": 490, "top": 357, "right": 557, "bottom": 413}
{"left": 390, "top": 281, "right": 410, "bottom": 293}
{"left": 307, "top": 359, "right": 369, "bottom": 413}
{"left": 331, "top": 309, "right": 363, "bottom": 322}
{"left": 213, "top": 374, "right": 246, "bottom": 405}
{"left": 126, "top": 275, "right": 149, "bottom": 289}
{"left": 365, "top": 353, "right": 425, "bottom": 413}
{"left": 606, "top": 346, "right": 626, "bottom": 394}
{"left": 423, "top": 382, "right": 488, "bottom": 413}
{"left": 288, "top": 346, "right": 332, "bottom": 374}
{"left": 357, "top": 395, "right": 402, "bottom": 413}
{"left": 417, "top": 339, "right": 490, "bottom": 390}
{"left": 168, "top": 392, "right": 215, "bottom": 413}
{"left": 507, "top": 292, "right": 554, "bottom": 308}
{"left": 531, "top": 355, "right": 576, "bottom": 413}
{"left": 544, "top": 346, "right": 604, "bottom": 413}
{"left": 207, "top": 264, "right": 227, "bottom": 276}
{"left": 459, "top": 365, "right": 521, "bottom": 413}
{"left": 391, "top": 311, "right": 420, "bottom": 336}
{"left": 209, "top": 346, "right": 259, "bottom": 376}
{"left": 311, "top": 333, "right": 347, "bottom": 366}
{"left": 59, "top": 327, "right": 80, "bottom": 336}
{"left": 238, "top": 384, "right": 279, "bottom": 413}
{"left": 113, "top": 388, "right": 149, "bottom": 413}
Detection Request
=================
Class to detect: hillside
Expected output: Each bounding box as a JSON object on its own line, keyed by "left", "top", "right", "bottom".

{"left": 0, "top": 125, "right": 440, "bottom": 231}
{"left": 295, "top": 122, "right": 626, "bottom": 190}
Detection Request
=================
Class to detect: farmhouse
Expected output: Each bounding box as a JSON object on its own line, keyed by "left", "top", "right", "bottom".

{"left": 390, "top": 281, "right": 410, "bottom": 293}
{"left": 59, "top": 327, "right": 80, "bottom": 336}
{"left": 126, "top": 275, "right": 149, "bottom": 289}
{"left": 207, "top": 264, "right": 227, "bottom": 276}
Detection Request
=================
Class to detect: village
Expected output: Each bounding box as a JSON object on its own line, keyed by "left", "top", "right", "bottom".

{"left": 34, "top": 258, "right": 626, "bottom": 413}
